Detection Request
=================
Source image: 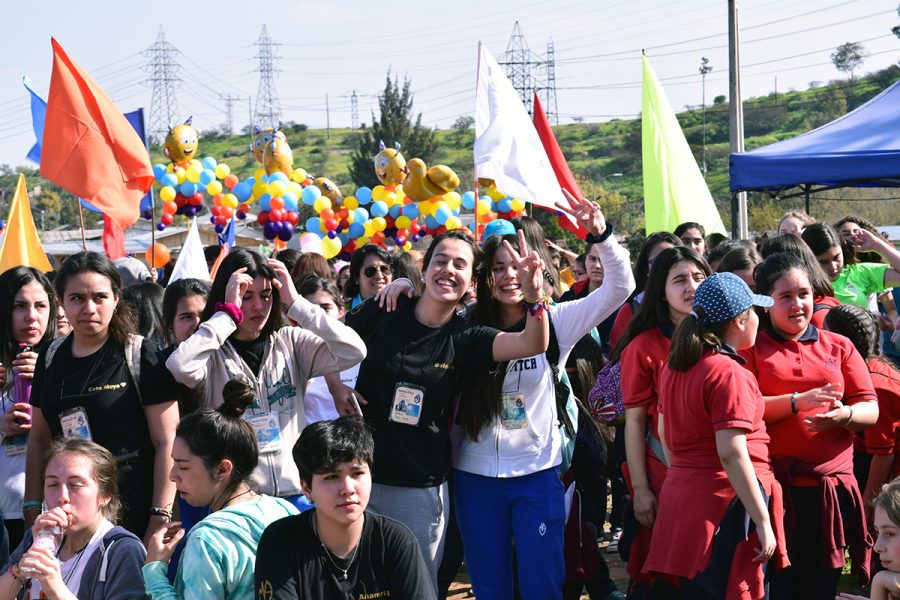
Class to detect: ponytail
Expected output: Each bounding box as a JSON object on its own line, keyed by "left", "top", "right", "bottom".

{"left": 667, "top": 308, "right": 735, "bottom": 372}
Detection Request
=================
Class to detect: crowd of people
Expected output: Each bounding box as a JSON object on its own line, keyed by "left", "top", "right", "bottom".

{"left": 0, "top": 199, "right": 898, "bottom": 600}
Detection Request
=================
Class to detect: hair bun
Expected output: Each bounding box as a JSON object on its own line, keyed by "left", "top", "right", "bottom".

{"left": 219, "top": 379, "right": 256, "bottom": 418}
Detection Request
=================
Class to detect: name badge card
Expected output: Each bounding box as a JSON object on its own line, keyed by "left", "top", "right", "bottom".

{"left": 248, "top": 412, "right": 282, "bottom": 454}
{"left": 390, "top": 382, "right": 425, "bottom": 426}
{"left": 60, "top": 407, "right": 93, "bottom": 441}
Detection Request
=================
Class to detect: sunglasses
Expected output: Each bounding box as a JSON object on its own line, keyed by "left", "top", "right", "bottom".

{"left": 363, "top": 265, "right": 392, "bottom": 278}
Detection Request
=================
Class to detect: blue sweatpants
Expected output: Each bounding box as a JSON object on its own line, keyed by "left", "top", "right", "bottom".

{"left": 454, "top": 468, "right": 565, "bottom": 600}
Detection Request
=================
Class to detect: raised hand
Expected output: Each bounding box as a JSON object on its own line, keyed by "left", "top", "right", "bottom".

{"left": 146, "top": 521, "right": 186, "bottom": 564}
{"left": 555, "top": 188, "right": 606, "bottom": 238}
{"left": 267, "top": 258, "right": 299, "bottom": 307}
{"left": 224, "top": 267, "right": 254, "bottom": 308}
{"left": 503, "top": 229, "right": 545, "bottom": 301}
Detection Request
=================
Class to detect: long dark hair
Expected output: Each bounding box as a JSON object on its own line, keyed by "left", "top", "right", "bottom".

{"left": 610, "top": 246, "right": 709, "bottom": 363}
{"left": 0, "top": 267, "right": 58, "bottom": 368}
{"left": 802, "top": 222, "right": 857, "bottom": 267}
{"left": 834, "top": 215, "right": 883, "bottom": 263}
{"left": 760, "top": 233, "right": 834, "bottom": 298}
{"left": 176, "top": 379, "right": 258, "bottom": 507}
{"left": 511, "top": 215, "right": 561, "bottom": 296}
{"left": 162, "top": 278, "right": 209, "bottom": 345}
{"left": 123, "top": 282, "right": 165, "bottom": 343}
{"left": 824, "top": 304, "right": 895, "bottom": 368}
{"left": 391, "top": 252, "right": 424, "bottom": 296}
{"left": 202, "top": 248, "right": 282, "bottom": 338}
{"left": 55, "top": 252, "right": 137, "bottom": 346}
{"left": 630, "top": 232, "right": 682, "bottom": 301}
{"left": 668, "top": 311, "right": 740, "bottom": 372}
{"left": 344, "top": 245, "right": 392, "bottom": 300}
{"left": 754, "top": 252, "right": 809, "bottom": 331}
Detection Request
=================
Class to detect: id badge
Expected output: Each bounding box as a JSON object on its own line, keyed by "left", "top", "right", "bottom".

{"left": 247, "top": 412, "right": 282, "bottom": 454}
{"left": 501, "top": 393, "right": 528, "bottom": 430}
{"left": 60, "top": 407, "right": 92, "bottom": 441}
{"left": 3, "top": 434, "right": 26, "bottom": 456}
{"left": 390, "top": 382, "right": 424, "bottom": 426}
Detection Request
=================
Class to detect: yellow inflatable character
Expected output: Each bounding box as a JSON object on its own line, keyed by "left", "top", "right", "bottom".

{"left": 164, "top": 117, "right": 199, "bottom": 166}
{"left": 262, "top": 128, "right": 294, "bottom": 177}
{"left": 403, "top": 158, "right": 460, "bottom": 203}
{"left": 373, "top": 140, "right": 407, "bottom": 187}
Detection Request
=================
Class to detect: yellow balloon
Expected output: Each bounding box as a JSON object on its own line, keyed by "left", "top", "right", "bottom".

{"left": 252, "top": 183, "right": 268, "bottom": 200}
{"left": 402, "top": 241, "right": 412, "bottom": 252}
{"left": 222, "top": 194, "right": 239, "bottom": 209}
{"left": 444, "top": 191, "right": 461, "bottom": 209}
{"left": 160, "top": 186, "right": 176, "bottom": 202}
{"left": 343, "top": 197, "right": 359, "bottom": 210}
{"left": 268, "top": 181, "right": 288, "bottom": 197}
{"left": 206, "top": 181, "right": 223, "bottom": 196}
{"left": 313, "top": 197, "right": 331, "bottom": 214}
{"left": 477, "top": 199, "right": 491, "bottom": 216}
{"left": 372, "top": 185, "right": 388, "bottom": 202}
{"left": 510, "top": 198, "right": 526, "bottom": 212}
{"left": 166, "top": 163, "right": 175, "bottom": 174}
{"left": 445, "top": 216, "right": 462, "bottom": 230}
{"left": 418, "top": 200, "right": 433, "bottom": 216}
{"left": 214, "top": 164, "right": 231, "bottom": 179}
{"left": 321, "top": 236, "right": 342, "bottom": 259}
{"left": 395, "top": 216, "right": 411, "bottom": 229}
{"left": 291, "top": 168, "right": 308, "bottom": 182}
{"left": 385, "top": 191, "right": 398, "bottom": 206}
{"left": 488, "top": 187, "right": 505, "bottom": 201}
{"left": 174, "top": 167, "right": 186, "bottom": 184}
{"left": 186, "top": 163, "right": 203, "bottom": 183}
{"left": 372, "top": 216, "right": 387, "bottom": 232}
{"left": 254, "top": 169, "right": 266, "bottom": 182}
{"left": 288, "top": 181, "right": 303, "bottom": 196}
{"left": 364, "top": 222, "right": 376, "bottom": 238}
{"left": 356, "top": 236, "right": 370, "bottom": 246}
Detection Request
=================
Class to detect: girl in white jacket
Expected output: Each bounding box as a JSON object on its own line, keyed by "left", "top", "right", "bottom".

{"left": 453, "top": 193, "right": 634, "bottom": 600}
{"left": 166, "top": 248, "right": 366, "bottom": 509}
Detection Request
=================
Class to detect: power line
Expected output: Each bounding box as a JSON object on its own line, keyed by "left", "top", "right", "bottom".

{"left": 143, "top": 26, "right": 181, "bottom": 144}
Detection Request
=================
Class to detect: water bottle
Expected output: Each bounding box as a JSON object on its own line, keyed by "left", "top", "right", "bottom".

{"left": 19, "top": 524, "right": 64, "bottom": 574}
{"left": 14, "top": 344, "right": 32, "bottom": 425}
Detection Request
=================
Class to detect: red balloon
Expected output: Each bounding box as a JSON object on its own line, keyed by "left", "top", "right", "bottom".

{"left": 189, "top": 193, "right": 203, "bottom": 206}
{"left": 160, "top": 213, "right": 174, "bottom": 226}
{"left": 385, "top": 216, "right": 395, "bottom": 229}
{"left": 370, "top": 231, "right": 385, "bottom": 245}
{"left": 342, "top": 240, "right": 357, "bottom": 254}
{"left": 213, "top": 193, "right": 224, "bottom": 206}
{"left": 220, "top": 206, "right": 234, "bottom": 219}
{"left": 240, "top": 203, "right": 251, "bottom": 213}
{"left": 339, "top": 219, "right": 350, "bottom": 230}
{"left": 210, "top": 205, "right": 221, "bottom": 217}
{"left": 287, "top": 211, "right": 299, "bottom": 225}
{"left": 337, "top": 208, "right": 349, "bottom": 220}
{"left": 216, "top": 215, "right": 228, "bottom": 227}
{"left": 269, "top": 208, "right": 285, "bottom": 222}
{"left": 257, "top": 210, "right": 270, "bottom": 225}
{"left": 324, "top": 218, "right": 339, "bottom": 231}
{"left": 409, "top": 223, "right": 421, "bottom": 235}
{"left": 174, "top": 193, "right": 187, "bottom": 208}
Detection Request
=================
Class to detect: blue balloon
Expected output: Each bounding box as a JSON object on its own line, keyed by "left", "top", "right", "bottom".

{"left": 283, "top": 192, "right": 299, "bottom": 212}
{"left": 271, "top": 221, "right": 284, "bottom": 233}
{"left": 425, "top": 215, "right": 439, "bottom": 230}
{"left": 258, "top": 193, "right": 272, "bottom": 212}
{"left": 306, "top": 217, "right": 322, "bottom": 234}
{"left": 200, "top": 169, "right": 216, "bottom": 185}
{"left": 301, "top": 186, "right": 321, "bottom": 206}
{"left": 214, "top": 223, "right": 224, "bottom": 234}
{"left": 161, "top": 173, "right": 178, "bottom": 188}
{"left": 356, "top": 187, "right": 373, "bottom": 204}
{"left": 338, "top": 232, "right": 350, "bottom": 245}
{"left": 370, "top": 201, "right": 388, "bottom": 217}
{"left": 179, "top": 181, "right": 197, "bottom": 196}
{"left": 278, "top": 223, "right": 294, "bottom": 241}
{"left": 201, "top": 156, "right": 217, "bottom": 170}
{"left": 353, "top": 208, "right": 369, "bottom": 223}
{"left": 461, "top": 191, "right": 476, "bottom": 210}
{"left": 234, "top": 182, "right": 252, "bottom": 202}
{"left": 348, "top": 222, "right": 365, "bottom": 238}
{"left": 153, "top": 164, "right": 167, "bottom": 180}
{"left": 435, "top": 207, "right": 452, "bottom": 225}
{"left": 263, "top": 222, "right": 277, "bottom": 240}
{"left": 269, "top": 171, "right": 289, "bottom": 183}
{"left": 497, "top": 198, "right": 513, "bottom": 213}
{"left": 388, "top": 204, "right": 402, "bottom": 219}
{"left": 401, "top": 204, "right": 420, "bottom": 219}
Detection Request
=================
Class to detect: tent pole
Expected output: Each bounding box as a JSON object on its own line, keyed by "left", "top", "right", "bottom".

{"left": 804, "top": 186, "right": 811, "bottom": 216}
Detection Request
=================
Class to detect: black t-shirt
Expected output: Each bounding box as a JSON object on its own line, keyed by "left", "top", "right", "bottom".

{"left": 345, "top": 297, "right": 497, "bottom": 487}
{"left": 255, "top": 510, "right": 435, "bottom": 600}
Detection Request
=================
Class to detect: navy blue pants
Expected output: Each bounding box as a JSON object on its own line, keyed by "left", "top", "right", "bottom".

{"left": 454, "top": 468, "right": 565, "bottom": 600}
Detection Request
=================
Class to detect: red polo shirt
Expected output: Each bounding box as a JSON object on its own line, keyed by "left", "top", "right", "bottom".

{"left": 863, "top": 359, "right": 900, "bottom": 468}
{"left": 621, "top": 325, "right": 672, "bottom": 442}
{"left": 740, "top": 326, "right": 877, "bottom": 485}
{"left": 810, "top": 295, "right": 841, "bottom": 329}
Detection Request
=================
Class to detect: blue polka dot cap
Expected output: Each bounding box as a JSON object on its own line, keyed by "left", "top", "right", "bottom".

{"left": 691, "top": 272, "right": 773, "bottom": 325}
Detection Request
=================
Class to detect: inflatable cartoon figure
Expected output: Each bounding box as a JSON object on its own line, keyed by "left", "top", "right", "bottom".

{"left": 373, "top": 140, "right": 407, "bottom": 187}
{"left": 250, "top": 127, "right": 274, "bottom": 164}
{"left": 262, "top": 128, "right": 294, "bottom": 177}
{"left": 314, "top": 177, "right": 342, "bottom": 203}
{"left": 403, "top": 158, "right": 460, "bottom": 202}
{"left": 164, "top": 117, "right": 199, "bottom": 166}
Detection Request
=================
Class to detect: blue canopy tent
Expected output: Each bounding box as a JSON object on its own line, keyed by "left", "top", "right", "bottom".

{"left": 729, "top": 80, "right": 900, "bottom": 217}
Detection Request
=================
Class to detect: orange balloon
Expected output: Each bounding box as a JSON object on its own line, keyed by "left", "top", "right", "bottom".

{"left": 146, "top": 243, "right": 171, "bottom": 268}
{"left": 224, "top": 174, "right": 239, "bottom": 189}
{"left": 270, "top": 196, "right": 285, "bottom": 210}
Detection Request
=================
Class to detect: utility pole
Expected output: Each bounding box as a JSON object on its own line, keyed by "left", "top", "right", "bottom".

{"left": 543, "top": 40, "right": 559, "bottom": 125}
{"left": 253, "top": 25, "right": 282, "bottom": 128}
{"left": 699, "top": 56, "right": 713, "bottom": 178}
{"left": 728, "top": 0, "right": 748, "bottom": 240}
{"left": 350, "top": 90, "right": 359, "bottom": 129}
{"left": 143, "top": 26, "right": 180, "bottom": 144}
{"left": 325, "top": 94, "right": 331, "bottom": 139}
{"left": 220, "top": 94, "right": 241, "bottom": 135}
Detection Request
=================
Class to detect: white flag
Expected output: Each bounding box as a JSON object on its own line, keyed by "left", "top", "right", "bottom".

{"left": 474, "top": 42, "right": 568, "bottom": 216}
{"left": 168, "top": 218, "right": 211, "bottom": 284}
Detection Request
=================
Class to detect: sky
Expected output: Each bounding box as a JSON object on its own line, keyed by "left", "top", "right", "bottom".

{"left": 0, "top": 0, "right": 897, "bottom": 170}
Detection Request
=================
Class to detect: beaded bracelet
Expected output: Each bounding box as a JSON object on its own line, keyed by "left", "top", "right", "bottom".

{"left": 790, "top": 392, "right": 799, "bottom": 415}
{"left": 8, "top": 562, "right": 28, "bottom": 583}
{"left": 149, "top": 506, "right": 173, "bottom": 520}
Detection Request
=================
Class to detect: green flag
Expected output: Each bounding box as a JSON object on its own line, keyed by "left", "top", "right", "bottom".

{"left": 642, "top": 54, "right": 725, "bottom": 235}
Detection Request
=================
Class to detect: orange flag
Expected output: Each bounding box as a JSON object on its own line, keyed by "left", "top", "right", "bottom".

{"left": 0, "top": 174, "right": 53, "bottom": 273}
{"left": 39, "top": 38, "right": 152, "bottom": 230}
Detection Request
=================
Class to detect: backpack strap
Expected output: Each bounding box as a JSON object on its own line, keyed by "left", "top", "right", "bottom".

{"left": 813, "top": 303, "right": 833, "bottom": 313}
{"left": 124, "top": 335, "right": 144, "bottom": 404}
{"left": 547, "top": 319, "right": 577, "bottom": 439}
{"left": 44, "top": 337, "right": 67, "bottom": 369}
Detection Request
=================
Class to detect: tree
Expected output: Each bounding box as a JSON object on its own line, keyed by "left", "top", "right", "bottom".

{"left": 831, "top": 42, "right": 868, "bottom": 79}
{"left": 348, "top": 73, "right": 438, "bottom": 187}
{"left": 892, "top": 3, "right": 900, "bottom": 39}
{"left": 452, "top": 115, "right": 474, "bottom": 133}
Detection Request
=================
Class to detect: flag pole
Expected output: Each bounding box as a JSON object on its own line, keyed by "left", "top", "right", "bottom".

{"left": 473, "top": 41, "right": 482, "bottom": 244}
{"left": 77, "top": 202, "right": 88, "bottom": 251}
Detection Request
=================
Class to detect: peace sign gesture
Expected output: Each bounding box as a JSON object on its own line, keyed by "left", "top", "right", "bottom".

{"left": 503, "top": 229, "right": 545, "bottom": 300}
{"left": 555, "top": 188, "right": 606, "bottom": 238}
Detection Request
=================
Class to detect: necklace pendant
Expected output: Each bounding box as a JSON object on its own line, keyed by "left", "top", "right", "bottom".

{"left": 341, "top": 571, "right": 348, "bottom": 580}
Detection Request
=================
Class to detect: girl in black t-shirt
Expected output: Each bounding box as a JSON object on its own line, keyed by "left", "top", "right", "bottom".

{"left": 26, "top": 252, "right": 180, "bottom": 544}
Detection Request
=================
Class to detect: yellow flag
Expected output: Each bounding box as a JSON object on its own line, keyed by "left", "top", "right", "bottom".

{"left": 0, "top": 173, "right": 53, "bottom": 273}
{"left": 642, "top": 54, "right": 726, "bottom": 235}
